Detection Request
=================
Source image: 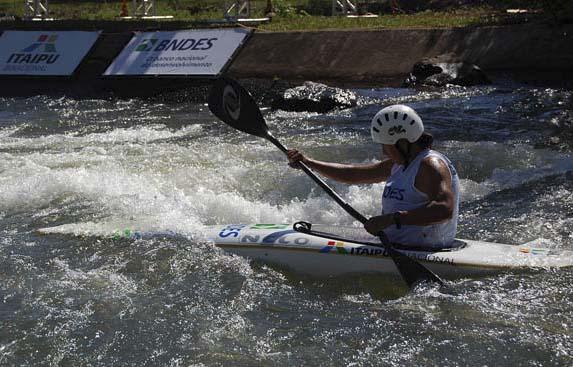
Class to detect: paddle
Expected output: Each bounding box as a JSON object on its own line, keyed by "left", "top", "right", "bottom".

{"left": 207, "top": 76, "right": 444, "bottom": 289}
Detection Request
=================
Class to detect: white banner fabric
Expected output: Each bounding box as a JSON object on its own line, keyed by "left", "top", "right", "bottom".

{"left": 0, "top": 31, "right": 101, "bottom": 76}
{"left": 104, "top": 28, "right": 251, "bottom": 76}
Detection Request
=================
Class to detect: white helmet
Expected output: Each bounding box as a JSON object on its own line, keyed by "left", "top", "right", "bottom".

{"left": 371, "top": 105, "right": 424, "bottom": 145}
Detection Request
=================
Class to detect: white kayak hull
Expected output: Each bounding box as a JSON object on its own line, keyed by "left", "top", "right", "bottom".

{"left": 205, "top": 224, "right": 573, "bottom": 279}
{"left": 36, "top": 222, "right": 573, "bottom": 279}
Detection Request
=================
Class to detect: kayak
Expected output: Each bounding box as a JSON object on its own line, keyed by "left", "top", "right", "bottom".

{"left": 203, "top": 222, "right": 573, "bottom": 279}
{"left": 37, "top": 222, "right": 573, "bottom": 279}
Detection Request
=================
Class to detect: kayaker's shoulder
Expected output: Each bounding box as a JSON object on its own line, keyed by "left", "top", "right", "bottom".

{"left": 419, "top": 153, "right": 451, "bottom": 177}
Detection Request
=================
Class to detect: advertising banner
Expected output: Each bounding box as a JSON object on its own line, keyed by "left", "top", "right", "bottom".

{"left": 104, "top": 28, "right": 251, "bottom": 76}
{"left": 0, "top": 31, "right": 101, "bottom": 75}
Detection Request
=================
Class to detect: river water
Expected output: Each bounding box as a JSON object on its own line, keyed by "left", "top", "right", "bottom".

{"left": 1, "top": 82, "right": 572, "bottom": 366}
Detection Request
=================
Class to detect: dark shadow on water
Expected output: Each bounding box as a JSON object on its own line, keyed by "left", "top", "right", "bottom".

{"left": 250, "top": 261, "right": 409, "bottom": 300}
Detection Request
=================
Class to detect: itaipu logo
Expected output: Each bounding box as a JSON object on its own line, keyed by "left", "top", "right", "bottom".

{"left": 319, "top": 241, "right": 349, "bottom": 254}
{"left": 5, "top": 34, "right": 60, "bottom": 65}
{"left": 135, "top": 37, "right": 218, "bottom": 52}
{"left": 22, "top": 34, "right": 58, "bottom": 52}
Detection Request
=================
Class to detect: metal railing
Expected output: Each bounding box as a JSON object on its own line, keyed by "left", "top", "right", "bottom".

{"left": 24, "top": 0, "right": 49, "bottom": 19}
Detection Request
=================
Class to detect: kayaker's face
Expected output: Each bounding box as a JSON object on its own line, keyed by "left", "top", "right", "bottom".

{"left": 382, "top": 144, "right": 404, "bottom": 164}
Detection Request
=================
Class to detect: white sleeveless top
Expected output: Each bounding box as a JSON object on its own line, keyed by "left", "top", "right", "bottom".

{"left": 382, "top": 149, "right": 459, "bottom": 248}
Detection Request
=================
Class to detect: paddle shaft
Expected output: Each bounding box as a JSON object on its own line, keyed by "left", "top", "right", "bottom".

{"left": 266, "top": 133, "right": 369, "bottom": 224}
{"left": 266, "top": 133, "right": 422, "bottom": 256}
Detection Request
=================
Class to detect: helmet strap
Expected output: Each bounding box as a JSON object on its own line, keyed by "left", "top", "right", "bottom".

{"left": 396, "top": 140, "right": 411, "bottom": 169}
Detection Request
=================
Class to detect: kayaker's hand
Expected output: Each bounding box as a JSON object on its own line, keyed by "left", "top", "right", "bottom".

{"left": 364, "top": 214, "right": 394, "bottom": 235}
{"left": 287, "top": 149, "right": 307, "bottom": 169}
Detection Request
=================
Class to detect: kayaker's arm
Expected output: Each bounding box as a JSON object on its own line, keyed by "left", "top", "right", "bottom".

{"left": 287, "top": 149, "right": 392, "bottom": 184}
{"left": 399, "top": 156, "right": 455, "bottom": 225}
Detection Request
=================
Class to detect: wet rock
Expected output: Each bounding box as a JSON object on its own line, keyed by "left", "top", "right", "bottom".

{"left": 551, "top": 110, "right": 573, "bottom": 131}
{"left": 546, "top": 110, "right": 573, "bottom": 151}
{"left": 271, "top": 81, "right": 357, "bottom": 113}
{"left": 404, "top": 55, "right": 491, "bottom": 87}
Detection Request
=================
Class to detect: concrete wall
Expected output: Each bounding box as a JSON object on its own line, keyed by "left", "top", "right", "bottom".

{"left": 229, "top": 24, "right": 573, "bottom": 84}
{"left": 0, "top": 20, "right": 571, "bottom": 96}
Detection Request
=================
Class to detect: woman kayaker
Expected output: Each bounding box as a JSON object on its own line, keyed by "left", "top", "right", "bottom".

{"left": 287, "top": 104, "right": 460, "bottom": 249}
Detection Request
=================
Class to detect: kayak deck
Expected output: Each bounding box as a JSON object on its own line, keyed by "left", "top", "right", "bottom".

{"left": 206, "top": 223, "right": 573, "bottom": 279}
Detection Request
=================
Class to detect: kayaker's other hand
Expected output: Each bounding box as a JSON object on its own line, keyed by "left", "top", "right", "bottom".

{"left": 287, "top": 149, "right": 306, "bottom": 169}
{"left": 364, "top": 214, "right": 394, "bottom": 235}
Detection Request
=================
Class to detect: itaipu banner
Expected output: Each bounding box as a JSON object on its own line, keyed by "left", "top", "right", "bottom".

{"left": 0, "top": 31, "right": 101, "bottom": 75}
{"left": 104, "top": 28, "right": 251, "bottom": 76}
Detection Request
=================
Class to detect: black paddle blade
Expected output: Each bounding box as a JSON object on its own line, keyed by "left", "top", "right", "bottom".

{"left": 377, "top": 231, "right": 444, "bottom": 288}
{"left": 208, "top": 77, "right": 269, "bottom": 138}
{"left": 388, "top": 247, "right": 444, "bottom": 288}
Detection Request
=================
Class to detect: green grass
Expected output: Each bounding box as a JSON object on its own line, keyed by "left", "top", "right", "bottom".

{"left": 259, "top": 9, "right": 498, "bottom": 31}
{"left": 0, "top": 0, "right": 532, "bottom": 30}
{"left": 0, "top": 0, "right": 217, "bottom": 20}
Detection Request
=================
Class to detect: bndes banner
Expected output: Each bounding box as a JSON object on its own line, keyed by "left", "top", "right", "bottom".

{"left": 104, "top": 28, "right": 251, "bottom": 76}
{"left": 0, "top": 31, "right": 100, "bottom": 75}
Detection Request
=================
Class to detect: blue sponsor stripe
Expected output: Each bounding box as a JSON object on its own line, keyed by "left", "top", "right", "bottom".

{"left": 262, "top": 230, "right": 297, "bottom": 244}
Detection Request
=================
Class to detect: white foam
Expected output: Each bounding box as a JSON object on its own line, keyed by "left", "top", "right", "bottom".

{"left": 442, "top": 141, "right": 573, "bottom": 200}
{"left": 0, "top": 124, "right": 203, "bottom": 150}
{"left": 3, "top": 121, "right": 572, "bottom": 240}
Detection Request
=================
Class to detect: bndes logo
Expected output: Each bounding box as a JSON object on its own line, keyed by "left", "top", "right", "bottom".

{"left": 135, "top": 38, "right": 218, "bottom": 52}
